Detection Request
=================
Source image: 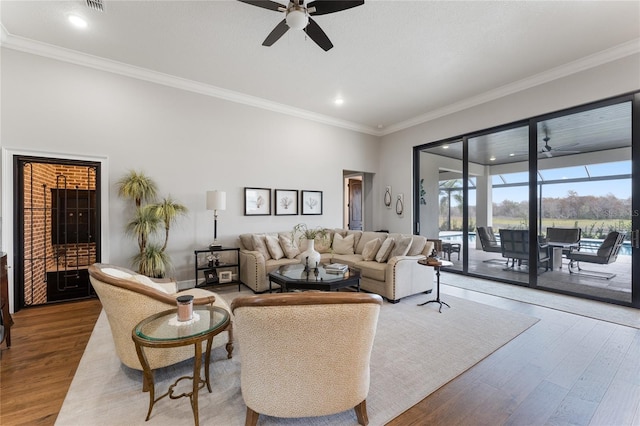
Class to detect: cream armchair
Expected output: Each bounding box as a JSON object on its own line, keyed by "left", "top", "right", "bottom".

{"left": 88, "top": 263, "right": 233, "bottom": 371}
{"left": 230, "top": 292, "right": 382, "bottom": 426}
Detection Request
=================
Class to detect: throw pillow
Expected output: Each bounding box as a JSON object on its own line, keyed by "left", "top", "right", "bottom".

{"left": 239, "top": 234, "right": 255, "bottom": 251}
{"left": 265, "top": 235, "right": 284, "bottom": 260}
{"left": 375, "top": 237, "right": 395, "bottom": 263}
{"left": 362, "top": 238, "right": 382, "bottom": 261}
{"left": 390, "top": 236, "right": 413, "bottom": 258}
{"left": 314, "top": 232, "right": 332, "bottom": 253}
{"left": 407, "top": 236, "right": 427, "bottom": 256}
{"left": 332, "top": 233, "right": 355, "bottom": 255}
{"left": 279, "top": 233, "right": 300, "bottom": 259}
{"left": 251, "top": 234, "right": 271, "bottom": 260}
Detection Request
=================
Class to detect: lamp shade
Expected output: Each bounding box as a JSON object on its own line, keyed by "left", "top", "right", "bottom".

{"left": 206, "top": 190, "right": 226, "bottom": 211}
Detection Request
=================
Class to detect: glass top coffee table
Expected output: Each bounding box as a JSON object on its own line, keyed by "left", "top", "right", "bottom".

{"left": 132, "top": 305, "right": 231, "bottom": 426}
{"left": 268, "top": 263, "right": 361, "bottom": 293}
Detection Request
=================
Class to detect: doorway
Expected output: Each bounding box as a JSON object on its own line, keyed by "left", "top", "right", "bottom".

{"left": 15, "top": 156, "right": 102, "bottom": 309}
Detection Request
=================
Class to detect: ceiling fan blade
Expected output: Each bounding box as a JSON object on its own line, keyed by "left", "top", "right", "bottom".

{"left": 304, "top": 18, "right": 333, "bottom": 51}
{"left": 307, "top": 0, "right": 364, "bottom": 16}
{"left": 263, "top": 19, "right": 290, "bottom": 46}
{"left": 237, "top": 0, "right": 285, "bottom": 12}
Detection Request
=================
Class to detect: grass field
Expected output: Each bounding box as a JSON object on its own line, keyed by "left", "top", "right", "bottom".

{"left": 443, "top": 216, "right": 632, "bottom": 239}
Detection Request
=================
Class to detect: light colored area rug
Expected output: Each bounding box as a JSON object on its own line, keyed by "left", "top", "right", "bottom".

{"left": 56, "top": 293, "right": 538, "bottom": 426}
{"left": 441, "top": 274, "right": 640, "bottom": 329}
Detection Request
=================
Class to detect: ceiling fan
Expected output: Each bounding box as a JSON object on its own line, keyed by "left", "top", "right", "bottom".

{"left": 538, "top": 124, "right": 580, "bottom": 158}
{"left": 237, "top": 0, "right": 364, "bottom": 51}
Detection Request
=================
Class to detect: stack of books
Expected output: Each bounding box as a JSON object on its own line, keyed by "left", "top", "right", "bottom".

{"left": 325, "top": 263, "right": 348, "bottom": 274}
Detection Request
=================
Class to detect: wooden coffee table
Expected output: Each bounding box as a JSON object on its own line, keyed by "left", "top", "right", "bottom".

{"left": 268, "top": 264, "right": 361, "bottom": 293}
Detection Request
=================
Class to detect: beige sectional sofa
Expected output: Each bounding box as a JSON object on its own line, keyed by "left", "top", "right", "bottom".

{"left": 238, "top": 229, "right": 435, "bottom": 303}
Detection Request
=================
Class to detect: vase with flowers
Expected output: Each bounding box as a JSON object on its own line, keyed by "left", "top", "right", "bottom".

{"left": 292, "top": 223, "right": 329, "bottom": 268}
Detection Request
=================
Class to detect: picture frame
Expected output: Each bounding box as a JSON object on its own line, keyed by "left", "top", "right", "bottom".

{"left": 301, "top": 190, "right": 323, "bottom": 215}
{"left": 203, "top": 269, "right": 218, "bottom": 284}
{"left": 218, "top": 271, "right": 233, "bottom": 283}
{"left": 244, "top": 187, "right": 271, "bottom": 216}
{"left": 274, "top": 189, "right": 298, "bottom": 216}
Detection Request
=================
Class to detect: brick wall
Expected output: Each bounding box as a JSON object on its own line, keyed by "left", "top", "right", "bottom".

{"left": 22, "top": 162, "right": 97, "bottom": 305}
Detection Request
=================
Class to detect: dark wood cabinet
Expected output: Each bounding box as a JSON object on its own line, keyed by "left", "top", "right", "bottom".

{"left": 1, "top": 253, "right": 13, "bottom": 348}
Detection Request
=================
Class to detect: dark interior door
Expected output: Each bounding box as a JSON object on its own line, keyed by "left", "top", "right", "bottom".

{"left": 349, "top": 179, "right": 362, "bottom": 230}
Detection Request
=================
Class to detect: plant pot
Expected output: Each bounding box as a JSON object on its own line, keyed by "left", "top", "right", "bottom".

{"left": 300, "top": 239, "right": 321, "bottom": 268}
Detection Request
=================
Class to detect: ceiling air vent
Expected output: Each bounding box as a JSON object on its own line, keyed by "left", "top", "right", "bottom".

{"left": 86, "top": 0, "right": 104, "bottom": 12}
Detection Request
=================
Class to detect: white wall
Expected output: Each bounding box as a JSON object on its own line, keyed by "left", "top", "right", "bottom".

{"left": 380, "top": 54, "right": 640, "bottom": 234}
{"left": 1, "top": 48, "right": 380, "bottom": 281}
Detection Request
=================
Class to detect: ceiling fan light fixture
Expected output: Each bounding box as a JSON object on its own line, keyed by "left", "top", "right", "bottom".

{"left": 286, "top": 9, "right": 308, "bottom": 30}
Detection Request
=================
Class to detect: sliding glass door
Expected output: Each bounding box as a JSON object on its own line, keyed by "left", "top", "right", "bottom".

{"left": 414, "top": 93, "right": 639, "bottom": 308}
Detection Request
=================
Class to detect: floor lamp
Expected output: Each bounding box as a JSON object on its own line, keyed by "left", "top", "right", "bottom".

{"left": 207, "top": 190, "right": 226, "bottom": 249}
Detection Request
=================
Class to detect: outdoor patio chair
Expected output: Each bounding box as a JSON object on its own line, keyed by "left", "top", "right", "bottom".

{"left": 476, "top": 226, "right": 504, "bottom": 264}
{"left": 499, "top": 229, "right": 550, "bottom": 273}
{"left": 567, "top": 231, "right": 625, "bottom": 280}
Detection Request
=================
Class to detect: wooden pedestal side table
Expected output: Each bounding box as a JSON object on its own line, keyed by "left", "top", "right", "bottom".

{"left": 132, "top": 305, "right": 230, "bottom": 426}
{"left": 417, "top": 258, "right": 453, "bottom": 313}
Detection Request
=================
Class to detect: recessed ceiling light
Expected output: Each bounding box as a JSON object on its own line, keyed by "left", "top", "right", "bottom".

{"left": 68, "top": 14, "right": 88, "bottom": 29}
{"left": 489, "top": 156, "right": 496, "bottom": 161}
{"left": 509, "top": 153, "right": 515, "bottom": 157}
{"left": 442, "top": 145, "right": 449, "bottom": 149}
{"left": 334, "top": 98, "right": 344, "bottom": 106}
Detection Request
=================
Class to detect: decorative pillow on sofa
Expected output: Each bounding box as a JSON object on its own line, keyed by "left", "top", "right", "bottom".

{"left": 407, "top": 235, "right": 427, "bottom": 256}
{"left": 314, "top": 232, "right": 333, "bottom": 253}
{"left": 239, "top": 234, "right": 255, "bottom": 251}
{"left": 390, "top": 236, "right": 413, "bottom": 258}
{"left": 278, "top": 233, "right": 300, "bottom": 259}
{"left": 332, "top": 233, "right": 355, "bottom": 255}
{"left": 375, "top": 237, "right": 395, "bottom": 263}
{"left": 362, "top": 238, "right": 382, "bottom": 261}
{"left": 251, "top": 234, "right": 271, "bottom": 260}
{"left": 265, "top": 235, "right": 284, "bottom": 260}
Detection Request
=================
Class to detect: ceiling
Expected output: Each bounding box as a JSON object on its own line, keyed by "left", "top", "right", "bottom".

{"left": 1, "top": 1, "right": 639, "bottom": 136}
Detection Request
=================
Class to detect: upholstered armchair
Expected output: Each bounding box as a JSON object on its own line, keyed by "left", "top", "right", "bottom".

{"left": 230, "top": 292, "right": 383, "bottom": 426}
{"left": 88, "top": 263, "right": 233, "bottom": 371}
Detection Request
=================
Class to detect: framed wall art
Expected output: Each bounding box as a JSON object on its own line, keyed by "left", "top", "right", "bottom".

{"left": 274, "top": 189, "right": 298, "bottom": 216}
{"left": 301, "top": 190, "right": 323, "bottom": 215}
{"left": 244, "top": 187, "right": 271, "bottom": 216}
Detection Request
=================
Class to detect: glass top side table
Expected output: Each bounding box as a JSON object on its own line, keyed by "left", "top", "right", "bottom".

{"left": 132, "top": 305, "right": 230, "bottom": 426}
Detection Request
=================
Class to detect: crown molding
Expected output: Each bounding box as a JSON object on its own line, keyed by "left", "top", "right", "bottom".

{"left": 0, "top": 32, "right": 383, "bottom": 136}
{"left": 1, "top": 28, "right": 637, "bottom": 139}
{"left": 381, "top": 38, "right": 640, "bottom": 136}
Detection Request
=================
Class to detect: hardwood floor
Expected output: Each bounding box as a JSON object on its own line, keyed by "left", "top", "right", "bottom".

{"left": 0, "top": 298, "right": 102, "bottom": 425}
{"left": 1, "top": 287, "right": 639, "bottom": 426}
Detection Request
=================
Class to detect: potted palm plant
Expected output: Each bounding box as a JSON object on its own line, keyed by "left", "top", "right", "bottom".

{"left": 117, "top": 170, "right": 187, "bottom": 277}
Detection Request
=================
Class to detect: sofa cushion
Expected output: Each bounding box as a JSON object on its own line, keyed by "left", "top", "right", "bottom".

{"left": 407, "top": 235, "right": 427, "bottom": 256}
{"left": 355, "top": 231, "right": 388, "bottom": 254}
{"left": 314, "top": 232, "right": 333, "bottom": 253}
{"left": 362, "top": 238, "right": 382, "bottom": 261}
{"left": 239, "top": 233, "right": 255, "bottom": 251}
{"left": 265, "top": 235, "right": 284, "bottom": 260}
{"left": 252, "top": 234, "right": 271, "bottom": 260}
{"left": 375, "top": 237, "right": 395, "bottom": 263}
{"left": 331, "top": 254, "right": 364, "bottom": 266}
{"left": 355, "top": 260, "right": 386, "bottom": 281}
{"left": 278, "top": 233, "right": 300, "bottom": 259}
{"left": 346, "top": 230, "right": 363, "bottom": 252}
{"left": 390, "top": 236, "right": 413, "bottom": 258}
{"left": 333, "top": 233, "right": 355, "bottom": 255}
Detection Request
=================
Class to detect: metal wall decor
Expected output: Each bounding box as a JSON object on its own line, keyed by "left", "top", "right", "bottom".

{"left": 384, "top": 186, "right": 392, "bottom": 207}
{"left": 396, "top": 194, "right": 404, "bottom": 216}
